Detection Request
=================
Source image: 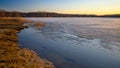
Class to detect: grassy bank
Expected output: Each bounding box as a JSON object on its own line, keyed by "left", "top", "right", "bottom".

{"left": 0, "top": 18, "right": 55, "bottom": 68}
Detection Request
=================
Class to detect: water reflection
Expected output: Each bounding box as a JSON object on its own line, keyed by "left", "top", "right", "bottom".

{"left": 33, "top": 22, "right": 120, "bottom": 53}
{"left": 19, "top": 18, "right": 120, "bottom": 68}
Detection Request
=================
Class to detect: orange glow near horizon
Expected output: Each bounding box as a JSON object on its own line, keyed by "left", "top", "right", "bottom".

{"left": 58, "top": 9, "right": 120, "bottom": 15}
{"left": 55, "top": 3, "right": 120, "bottom": 15}
{"left": 0, "top": 0, "right": 120, "bottom": 15}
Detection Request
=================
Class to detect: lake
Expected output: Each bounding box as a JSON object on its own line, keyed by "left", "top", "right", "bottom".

{"left": 18, "top": 18, "right": 120, "bottom": 68}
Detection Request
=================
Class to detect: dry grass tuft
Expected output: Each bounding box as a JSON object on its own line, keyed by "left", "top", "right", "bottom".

{"left": 0, "top": 18, "right": 55, "bottom": 68}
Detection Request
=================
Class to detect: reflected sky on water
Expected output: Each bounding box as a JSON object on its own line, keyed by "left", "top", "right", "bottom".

{"left": 19, "top": 18, "right": 120, "bottom": 68}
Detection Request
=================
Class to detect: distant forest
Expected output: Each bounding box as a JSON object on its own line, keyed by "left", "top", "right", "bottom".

{"left": 0, "top": 10, "right": 120, "bottom": 17}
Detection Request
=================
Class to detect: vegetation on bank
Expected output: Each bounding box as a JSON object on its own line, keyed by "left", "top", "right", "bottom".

{"left": 0, "top": 18, "right": 55, "bottom": 68}
{"left": 0, "top": 10, "right": 120, "bottom": 17}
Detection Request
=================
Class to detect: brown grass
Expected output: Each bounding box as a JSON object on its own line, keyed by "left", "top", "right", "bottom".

{"left": 0, "top": 18, "right": 55, "bottom": 68}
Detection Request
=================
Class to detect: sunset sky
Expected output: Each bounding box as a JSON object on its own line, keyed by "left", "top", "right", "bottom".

{"left": 0, "top": 0, "right": 120, "bottom": 15}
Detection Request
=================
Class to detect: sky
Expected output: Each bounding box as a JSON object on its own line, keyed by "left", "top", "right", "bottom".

{"left": 0, "top": 0, "right": 120, "bottom": 15}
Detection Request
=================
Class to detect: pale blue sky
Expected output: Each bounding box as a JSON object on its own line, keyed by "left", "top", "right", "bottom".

{"left": 0, "top": 0, "right": 120, "bottom": 15}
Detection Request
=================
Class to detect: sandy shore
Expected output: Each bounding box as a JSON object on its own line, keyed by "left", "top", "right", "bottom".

{"left": 0, "top": 18, "right": 55, "bottom": 68}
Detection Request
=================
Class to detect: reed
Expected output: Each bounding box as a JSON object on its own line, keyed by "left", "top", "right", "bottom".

{"left": 0, "top": 18, "right": 55, "bottom": 68}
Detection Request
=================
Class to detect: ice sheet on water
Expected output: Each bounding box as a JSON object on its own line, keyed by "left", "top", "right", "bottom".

{"left": 21, "top": 18, "right": 120, "bottom": 68}
{"left": 38, "top": 24, "right": 120, "bottom": 53}
{"left": 27, "top": 17, "right": 120, "bottom": 53}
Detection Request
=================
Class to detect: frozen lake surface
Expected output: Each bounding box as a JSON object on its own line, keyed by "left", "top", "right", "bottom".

{"left": 19, "top": 18, "right": 120, "bottom": 68}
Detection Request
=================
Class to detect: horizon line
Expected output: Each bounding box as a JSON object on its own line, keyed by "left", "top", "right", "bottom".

{"left": 1, "top": 9, "right": 120, "bottom": 16}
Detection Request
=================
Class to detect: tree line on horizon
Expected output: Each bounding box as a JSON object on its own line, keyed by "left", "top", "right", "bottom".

{"left": 0, "top": 10, "right": 120, "bottom": 17}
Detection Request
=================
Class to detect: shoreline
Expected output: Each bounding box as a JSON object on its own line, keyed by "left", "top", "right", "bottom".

{"left": 0, "top": 17, "right": 55, "bottom": 68}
